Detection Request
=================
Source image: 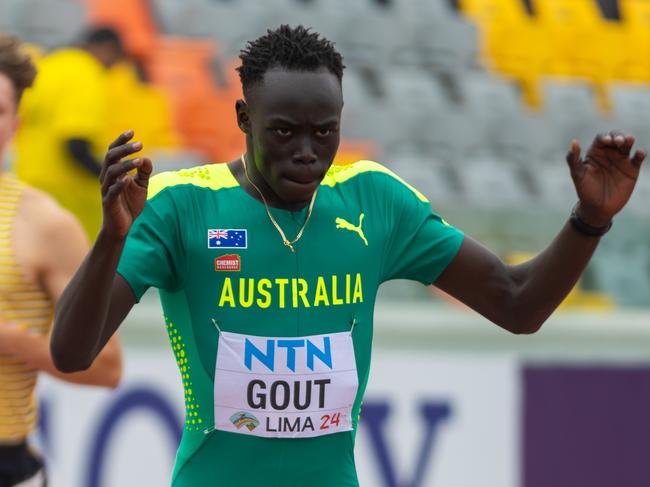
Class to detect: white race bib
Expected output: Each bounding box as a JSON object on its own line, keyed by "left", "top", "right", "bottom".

{"left": 213, "top": 330, "right": 358, "bottom": 438}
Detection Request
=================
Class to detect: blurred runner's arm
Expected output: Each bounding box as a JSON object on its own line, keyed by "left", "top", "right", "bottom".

{"left": 51, "top": 130, "right": 152, "bottom": 372}
{"left": 435, "top": 132, "right": 646, "bottom": 334}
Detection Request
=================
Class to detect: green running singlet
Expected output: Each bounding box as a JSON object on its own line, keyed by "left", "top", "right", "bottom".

{"left": 117, "top": 160, "right": 464, "bottom": 486}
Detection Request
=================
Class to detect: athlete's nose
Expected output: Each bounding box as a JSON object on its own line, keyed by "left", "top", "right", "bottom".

{"left": 293, "top": 136, "right": 317, "bottom": 164}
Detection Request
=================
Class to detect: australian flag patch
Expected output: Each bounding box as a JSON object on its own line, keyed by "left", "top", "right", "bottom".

{"left": 208, "top": 229, "right": 247, "bottom": 249}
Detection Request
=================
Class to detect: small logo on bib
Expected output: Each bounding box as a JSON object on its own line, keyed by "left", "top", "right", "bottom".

{"left": 215, "top": 254, "right": 241, "bottom": 272}
{"left": 230, "top": 412, "right": 259, "bottom": 431}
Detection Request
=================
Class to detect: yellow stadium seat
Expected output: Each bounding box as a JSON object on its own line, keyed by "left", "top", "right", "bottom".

{"left": 459, "top": 0, "right": 548, "bottom": 108}
{"left": 533, "top": 0, "right": 622, "bottom": 82}
{"left": 480, "top": 17, "right": 548, "bottom": 108}
{"left": 459, "top": 0, "right": 529, "bottom": 22}
{"left": 459, "top": 0, "right": 532, "bottom": 70}
{"left": 618, "top": 0, "right": 650, "bottom": 81}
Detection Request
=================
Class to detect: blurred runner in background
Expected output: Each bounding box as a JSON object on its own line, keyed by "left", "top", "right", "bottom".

{"left": 14, "top": 27, "right": 123, "bottom": 241}
{"left": 0, "top": 34, "right": 122, "bottom": 487}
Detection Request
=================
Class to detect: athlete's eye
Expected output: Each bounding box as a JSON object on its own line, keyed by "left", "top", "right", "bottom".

{"left": 316, "top": 128, "right": 332, "bottom": 137}
{"left": 275, "top": 128, "right": 292, "bottom": 137}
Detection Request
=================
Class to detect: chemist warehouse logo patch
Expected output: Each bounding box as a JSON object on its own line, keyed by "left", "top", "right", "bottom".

{"left": 215, "top": 254, "right": 241, "bottom": 272}
{"left": 208, "top": 229, "right": 247, "bottom": 249}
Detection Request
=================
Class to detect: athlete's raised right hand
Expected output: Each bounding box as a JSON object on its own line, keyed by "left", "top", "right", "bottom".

{"left": 99, "top": 130, "right": 153, "bottom": 240}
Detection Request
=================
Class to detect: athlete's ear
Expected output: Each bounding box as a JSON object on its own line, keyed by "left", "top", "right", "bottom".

{"left": 236, "top": 99, "right": 251, "bottom": 135}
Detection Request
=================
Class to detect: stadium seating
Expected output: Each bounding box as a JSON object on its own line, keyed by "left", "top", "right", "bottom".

{"left": 458, "top": 158, "right": 533, "bottom": 208}
{"left": 4, "top": 0, "right": 650, "bottom": 305}
{"left": 384, "top": 153, "right": 464, "bottom": 206}
{"left": 591, "top": 218, "right": 650, "bottom": 306}
{"left": 0, "top": 1, "right": 11, "bottom": 32}
{"left": 412, "top": 17, "right": 479, "bottom": 77}
{"left": 534, "top": 162, "right": 580, "bottom": 210}
{"left": 627, "top": 171, "right": 650, "bottom": 216}
{"left": 392, "top": 0, "right": 459, "bottom": 20}
{"left": 341, "top": 68, "right": 390, "bottom": 142}
{"left": 87, "top": 0, "right": 158, "bottom": 59}
{"left": 540, "top": 80, "right": 609, "bottom": 148}
{"left": 609, "top": 83, "right": 650, "bottom": 149}
{"left": 5, "top": 0, "right": 85, "bottom": 49}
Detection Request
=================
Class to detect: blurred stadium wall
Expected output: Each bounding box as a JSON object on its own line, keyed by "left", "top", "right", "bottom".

{"left": 1, "top": 0, "right": 649, "bottom": 485}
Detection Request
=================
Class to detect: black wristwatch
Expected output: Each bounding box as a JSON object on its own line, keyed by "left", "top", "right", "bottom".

{"left": 569, "top": 205, "right": 612, "bottom": 237}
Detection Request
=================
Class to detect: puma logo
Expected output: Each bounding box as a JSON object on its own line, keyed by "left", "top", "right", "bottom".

{"left": 335, "top": 213, "right": 368, "bottom": 246}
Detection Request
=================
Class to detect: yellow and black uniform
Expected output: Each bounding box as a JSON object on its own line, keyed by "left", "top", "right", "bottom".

{"left": 0, "top": 175, "right": 52, "bottom": 486}
{"left": 14, "top": 48, "right": 107, "bottom": 241}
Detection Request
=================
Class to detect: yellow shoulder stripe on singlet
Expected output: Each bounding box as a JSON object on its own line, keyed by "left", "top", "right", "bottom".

{"left": 147, "top": 163, "right": 239, "bottom": 200}
{"left": 321, "top": 160, "right": 429, "bottom": 203}
{"left": 148, "top": 160, "right": 428, "bottom": 203}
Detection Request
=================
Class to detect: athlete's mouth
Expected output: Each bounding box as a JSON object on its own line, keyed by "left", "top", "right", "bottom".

{"left": 284, "top": 174, "right": 320, "bottom": 185}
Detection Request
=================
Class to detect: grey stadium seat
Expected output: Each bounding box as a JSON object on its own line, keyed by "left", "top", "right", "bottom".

{"left": 383, "top": 153, "right": 464, "bottom": 206}
{"left": 0, "top": 0, "right": 14, "bottom": 32}
{"left": 392, "top": 0, "right": 459, "bottom": 20}
{"left": 419, "top": 109, "right": 481, "bottom": 166}
{"left": 322, "top": 10, "right": 395, "bottom": 69}
{"left": 419, "top": 18, "right": 478, "bottom": 73}
{"left": 625, "top": 170, "right": 650, "bottom": 217}
{"left": 459, "top": 72, "right": 524, "bottom": 124}
{"left": 9, "top": 0, "right": 86, "bottom": 49}
{"left": 381, "top": 68, "right": 451, "bottom": 142}
{"left": 153, "top": 0, "right": 269, "bottom": 55}
{"left": 541, "top": 80, "right": 608, "bottom": 149}
{"left": 591, "top": 219, "right": 650, "bottom": 306}
{"left": 457, "top": 158, "right": 533, "bottom": 208}
{"left": 534, "top": 161, "right": 578, "bottom": 210}
{"left": 341, "top": 68, "right": 390, "bottom": 141}
{"left": 609, "top": 83, "right": 650, "bottom": 150}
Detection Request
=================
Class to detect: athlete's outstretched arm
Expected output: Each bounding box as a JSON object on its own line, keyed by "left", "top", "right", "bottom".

{"left": 51, "top": 130, "right": 152, "bottom": 372}
{"left": 435, "top": 131, "right": 646, "bottom": 334}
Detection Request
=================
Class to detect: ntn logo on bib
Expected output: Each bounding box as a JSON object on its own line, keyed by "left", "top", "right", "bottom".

{"left": 214, "top": 331, "right": 358, "bottom": 438}
{"left": 244, "top": 336, "right": 333, "bottom": 372}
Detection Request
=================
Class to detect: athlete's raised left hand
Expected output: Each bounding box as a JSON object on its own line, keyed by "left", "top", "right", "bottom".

{"left": 99, "top": 130, "right": 153, "bottom": 240}
{"left": 567, "top": 130, "right": 646, "bottom": 226}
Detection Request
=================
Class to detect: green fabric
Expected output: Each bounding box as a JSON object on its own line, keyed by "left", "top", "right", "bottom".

{"left": 117, "top": 161, "right": 464, "bottom": 486}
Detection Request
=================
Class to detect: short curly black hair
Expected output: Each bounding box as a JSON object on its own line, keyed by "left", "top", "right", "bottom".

{"left": 237, "top": 25, "right": 344, "bottom": 96}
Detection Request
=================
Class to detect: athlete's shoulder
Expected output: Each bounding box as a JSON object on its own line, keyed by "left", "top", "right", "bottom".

{"left": 17, "top": 180, "right": 87, "bottom": 245}
{"left": 322, "top": 160, "right": 428, "bottom": 203}
{"left": 148, "top": 163, "right": 239, "bottom": 200}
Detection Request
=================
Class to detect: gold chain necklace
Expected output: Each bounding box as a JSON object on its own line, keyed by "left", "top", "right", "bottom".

{"left": 241, "top": 155, "right": 318, "bottom": 253}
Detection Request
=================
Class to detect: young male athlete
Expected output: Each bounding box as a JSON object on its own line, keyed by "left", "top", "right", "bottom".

{"left": 51, "top": 26, "right": 646, "bottom": 486}
{"left": 0, "top": 35, "right": 123, "bottom": 487}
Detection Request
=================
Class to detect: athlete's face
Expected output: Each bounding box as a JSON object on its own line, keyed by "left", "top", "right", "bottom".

{"left": 0, "top": 74, "right": 19, "bottom": 164}
{"left": 237, "top": 68, "right": 343, "bottom": 207}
